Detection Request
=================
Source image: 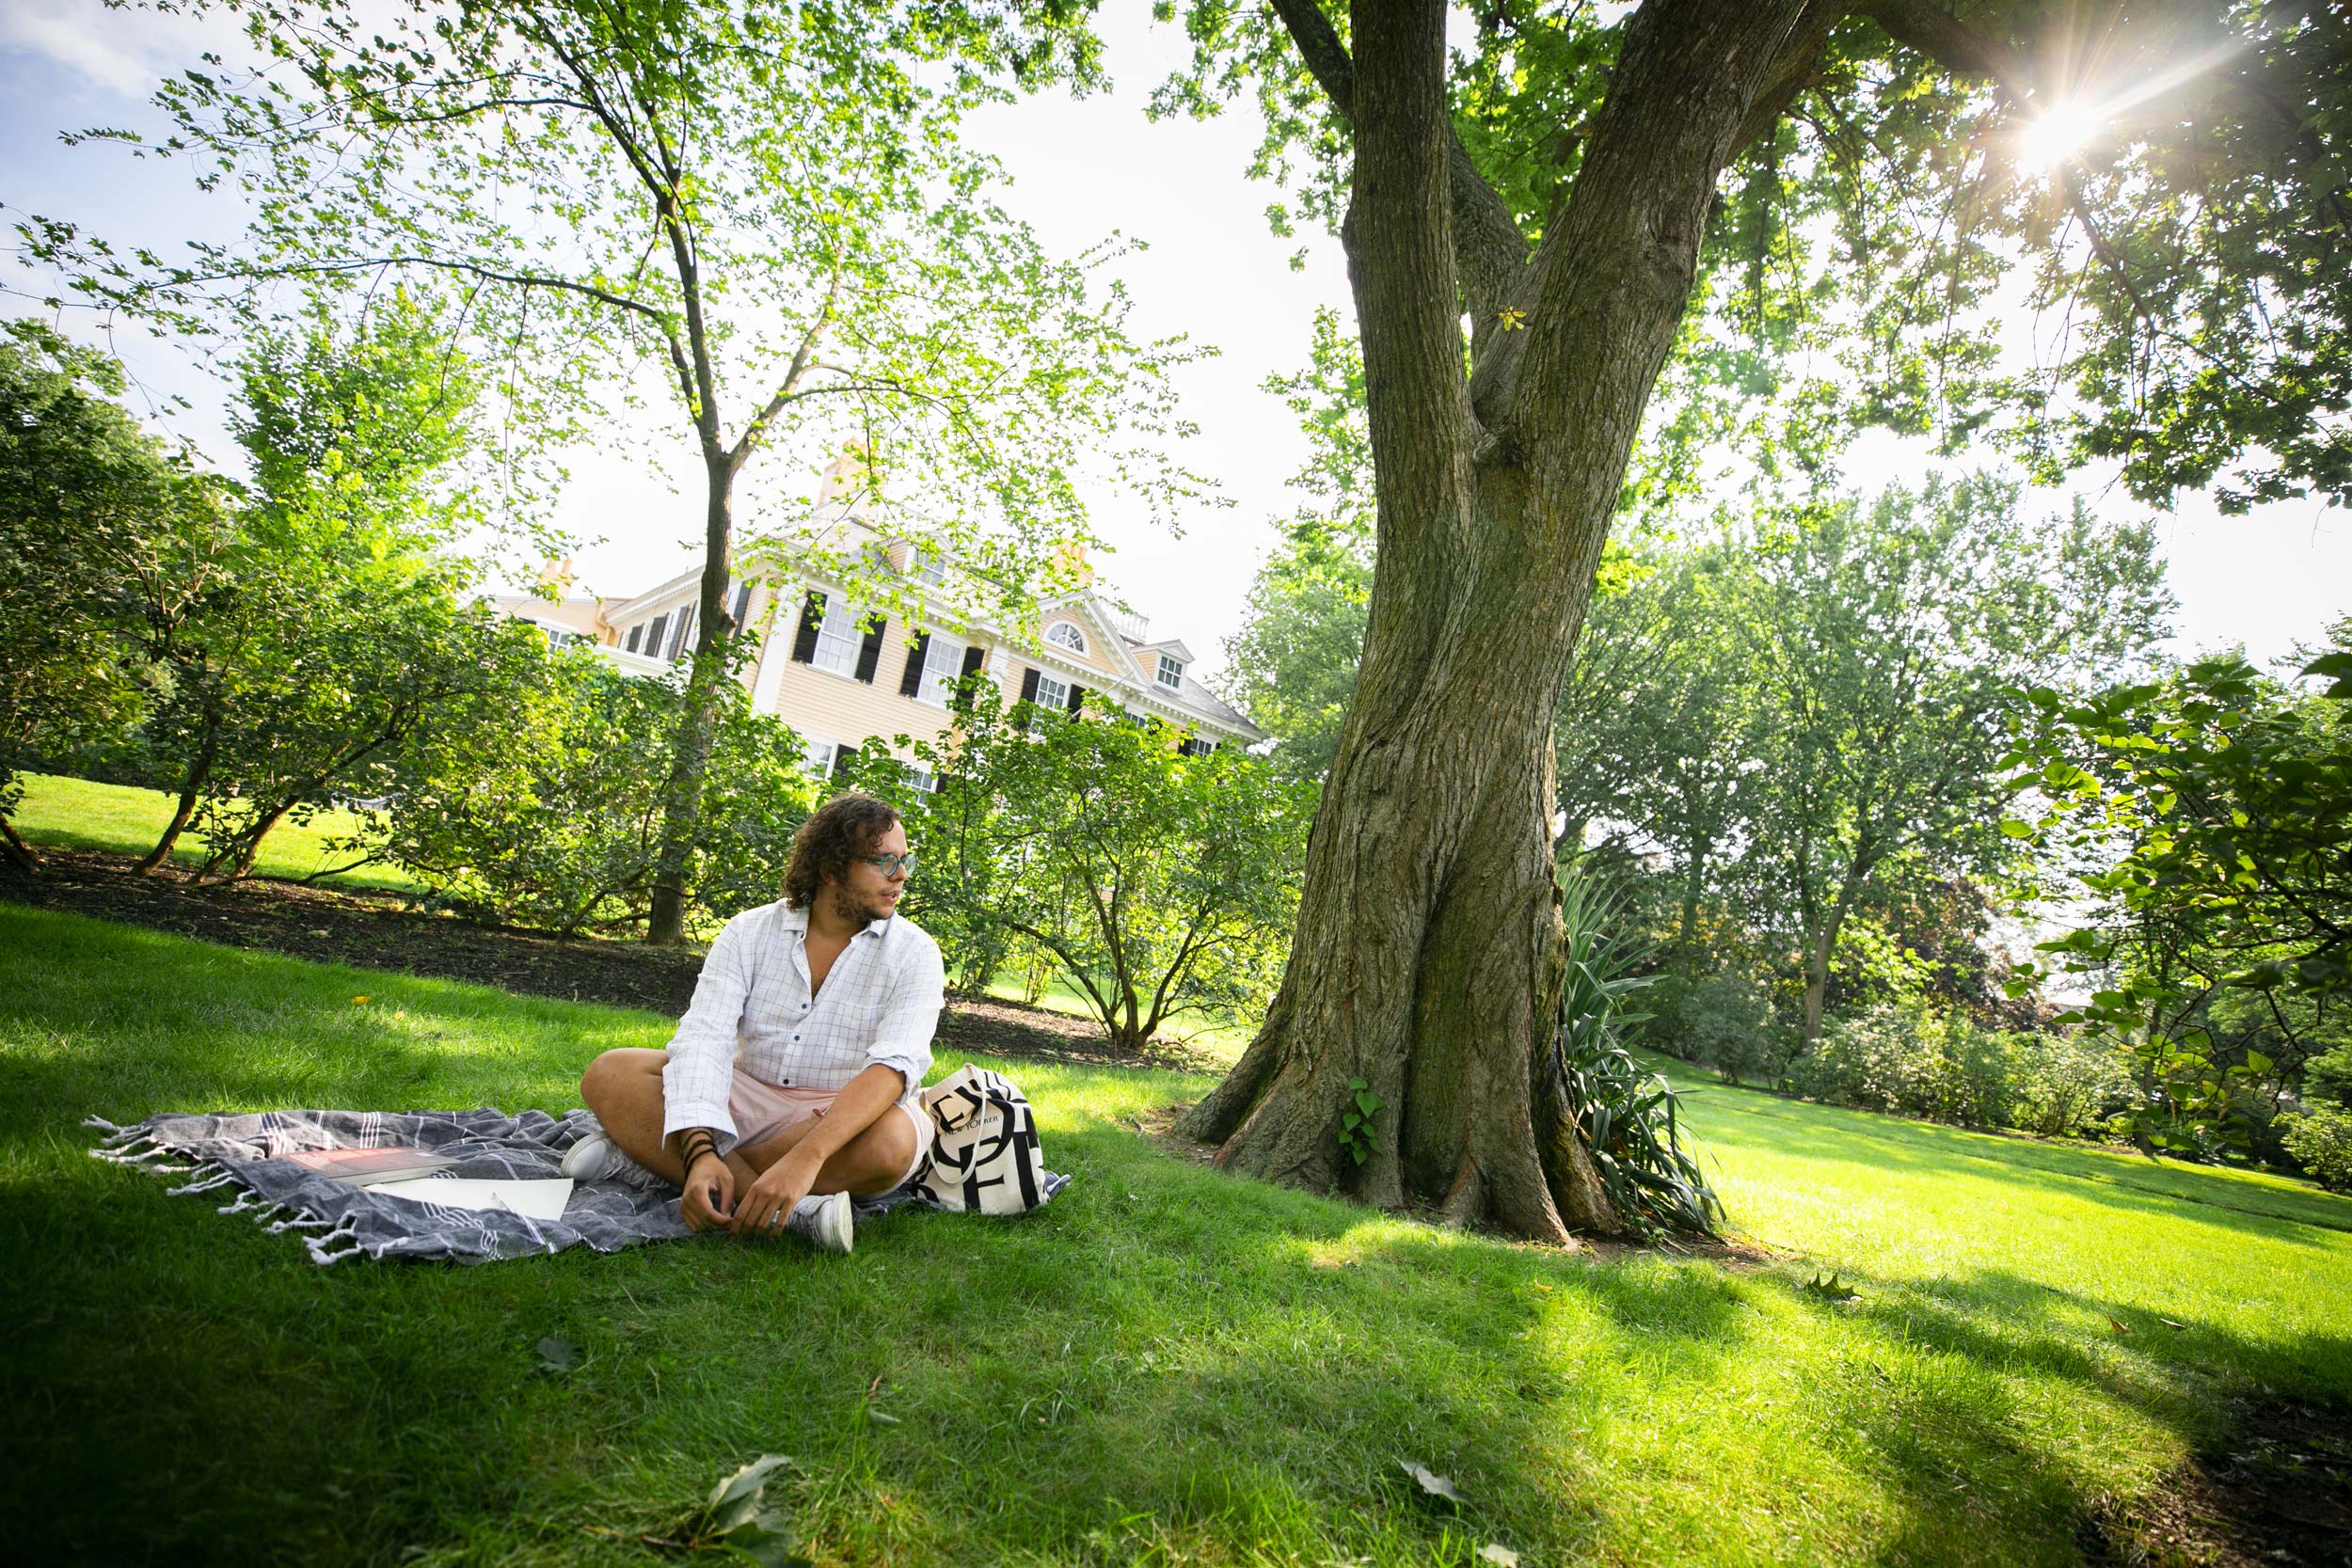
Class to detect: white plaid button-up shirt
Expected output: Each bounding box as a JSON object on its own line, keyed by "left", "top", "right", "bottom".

{"left": 660, "top": 898, "right": 946, "bottom": 1154}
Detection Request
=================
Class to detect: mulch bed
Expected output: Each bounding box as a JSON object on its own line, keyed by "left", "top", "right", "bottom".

{"left": 2080, "top": 1398, "right": 2352, "bottom": 1568}
{"left": 0, "top": 846, "right": 1222, "bottom": 1074}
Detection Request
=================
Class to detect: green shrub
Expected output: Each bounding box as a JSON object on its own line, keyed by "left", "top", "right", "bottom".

{"left": 1656, "top": 971, "right": 1784, "bottom": 1085}
{"left": 379, "top": 654, "right": 817, "bottom": 935}
{"left": 2278, "top": 1103, "right": 2352, "bottom": 1192}
{"left": 2012, "top": 1032, "right": 2134, "bottom": 1138}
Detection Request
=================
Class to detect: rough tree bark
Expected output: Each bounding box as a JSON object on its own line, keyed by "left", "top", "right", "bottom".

{"left": 1180, "top": 0, "right": 1827, "bottom": 1240}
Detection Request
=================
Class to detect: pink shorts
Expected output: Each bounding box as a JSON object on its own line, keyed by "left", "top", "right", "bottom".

{"left": 727, "top": 1071, "right": 932, "bottom": 1191}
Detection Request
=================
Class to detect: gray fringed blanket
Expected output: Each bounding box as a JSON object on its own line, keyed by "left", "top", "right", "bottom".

{"left": 85, "top": 1107, "right": 925, "bottom": 1266}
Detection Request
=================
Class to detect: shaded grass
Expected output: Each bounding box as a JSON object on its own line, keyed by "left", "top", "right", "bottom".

{"left": 5, "top": 902, "right": 2349, "bottom": 1567}
{"left": 10, "top": 770, "right": 421, "bottom": 892}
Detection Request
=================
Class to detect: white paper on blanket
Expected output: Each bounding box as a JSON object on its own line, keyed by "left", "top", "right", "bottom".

{"left": 369, "top": 1176, "right": 576, "bottom": 1220}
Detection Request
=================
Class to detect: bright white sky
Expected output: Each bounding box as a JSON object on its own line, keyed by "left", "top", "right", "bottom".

{"left": 4, "top": 0, "right": 2345, "bottom": 681}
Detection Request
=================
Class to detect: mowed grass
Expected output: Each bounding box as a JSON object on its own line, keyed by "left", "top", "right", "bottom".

{"left": 4, "top": 904, "right": 2348, "bottom": 1568}
{"left": 10, "top": 770, "right": 422, "bottom": 892}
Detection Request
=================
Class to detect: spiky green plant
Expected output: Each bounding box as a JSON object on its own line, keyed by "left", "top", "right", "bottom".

{"left": 1551, "top": 873, "right": 1724, "bottom": 1237}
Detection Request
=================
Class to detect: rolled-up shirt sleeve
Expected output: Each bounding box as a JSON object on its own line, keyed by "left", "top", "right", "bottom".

{"left": 866, "top": 927, "right": 945, "bottom": 1096}
{"left": 660, "top": 911, "right": 755, "bottom": 1153}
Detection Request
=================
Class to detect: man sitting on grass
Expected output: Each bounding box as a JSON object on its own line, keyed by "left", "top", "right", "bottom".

{"left": 562, "top": 792, "right": 944, "bottom": 1252}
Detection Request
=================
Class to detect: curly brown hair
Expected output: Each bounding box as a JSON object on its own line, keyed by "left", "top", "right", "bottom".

{"left": 783, "top": 793, "right": 902, "bottom": 910}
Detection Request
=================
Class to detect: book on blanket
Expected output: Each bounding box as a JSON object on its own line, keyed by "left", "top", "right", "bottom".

{"left": 280, "top": 1147, "right": 459, "bottom": 1186}
{"left": 368, "top": 1177, "right": 575, "bottom": 1220}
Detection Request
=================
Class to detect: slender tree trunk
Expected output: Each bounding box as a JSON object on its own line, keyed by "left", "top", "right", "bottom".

{"left": 1183, "top": 0, "right": 1813, "bottom": 1240}
{"left": 646, "top": 454, "right": 736, "bottom": 945}
{"left": 1677, "top": 829, "right": 1714, "bottom": 974}
{"left": 1802, "top": 924, "right": 1836, "bottom": 1044}
{"left": 137, "top": 708, "right": 222, "bottom": 874}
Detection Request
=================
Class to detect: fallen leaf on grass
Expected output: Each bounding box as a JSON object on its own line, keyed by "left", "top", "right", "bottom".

{"left": 866, "top": 1409, "right": 902, "bottom": 1427}
{"left": 1398, "top": 1459, "right": 1464, "bottom": 1505}
{"left": 1478, "top": 1546, "right": 1521, "bottom": 1567}
{"left": 2107, "top": 1316, "right": 2133, "bottom": 1335}
{"left": 1534, "top": 1282, "right": 1553, "bottom": 1292}
{"left": 1802, "top": 1271, "right": 1860, "bottom": 1302}
{"left": 2159, "top": 1318, "right": 2187, "bottom": 1330}
{"left": 701, "top": 1454, "right": 810, "bottom": 1568}
{"left": 534, "top": 1337, "right": 580, "bottom": 1373}
{"left": 350, "top": 995, "right": 369, "bottom": 1005}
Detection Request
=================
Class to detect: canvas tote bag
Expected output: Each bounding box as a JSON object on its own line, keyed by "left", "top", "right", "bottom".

{"left": 912, "top": 1065, "right": 1051, "bottom": 1213}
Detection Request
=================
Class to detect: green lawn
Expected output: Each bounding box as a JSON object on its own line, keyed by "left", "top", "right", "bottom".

{"left": 11, "top": 770, "right": 423, "bottom": 892}
{"left": 4, "top": 902, "right": 2346, "bottom": 1567}
{"left": 979, "top": 968, "right": 1256, "bottom": 1064}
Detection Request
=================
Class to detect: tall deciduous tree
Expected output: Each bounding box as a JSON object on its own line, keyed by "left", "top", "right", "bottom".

{"left": 1167, "top": 0, "right": 2347, "bottom": 1238}
{"left": 0, "top": 321, "right": 230, "bottom": 871}
{"left": 29, "top": 0, "right": 1201, "bottom": 941}
{"left": 1731, "top": 476, "right": 2168, "bottom": 1041}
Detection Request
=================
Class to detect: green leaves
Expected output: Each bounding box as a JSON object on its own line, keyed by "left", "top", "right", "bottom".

{"left": 2009, "top": 641, "right": 2352, "bottom": 1155}
{"left": 1339, "top": 1076, "right": 1383, "bottom": 1167}
{"left": 1554, "top": 875, "right": 1721, "bottom": 1238}
{"left": 699, "top": 1454, "right": 808, "bottom": 1568}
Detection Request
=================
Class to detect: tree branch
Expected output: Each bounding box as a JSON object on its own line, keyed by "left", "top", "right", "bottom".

{"left": 1269, "top": 0, "right": 1527, "bottom": 324}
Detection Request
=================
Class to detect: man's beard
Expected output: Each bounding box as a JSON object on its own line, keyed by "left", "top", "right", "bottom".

{"left": 827, "top": 883, "right": 881, "bottom": 929}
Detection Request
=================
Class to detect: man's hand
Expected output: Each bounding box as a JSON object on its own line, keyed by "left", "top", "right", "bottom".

{"left": 679, "top": 1152, "right": 737, "bottom": 1232}
{"left": 730, "top": 1146, "right": 821, "bottom": 1239}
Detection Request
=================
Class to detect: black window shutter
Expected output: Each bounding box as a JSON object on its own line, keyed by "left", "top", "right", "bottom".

{"left": 853, "top": 617, "right": 886, "bottom": 683}
{"left": 1019, "top": 667, "right": 1040, "bottom": 705}
{"left": 899, "top": 631, "right": 930, "bottom": 697}
{"left": 960, "top": 644, "right": 985, "bottom": 679}
{"left": 832, "top": 741, "right": 859, "bottom": 779}
{"left": 1065, "top": 682, "right": 1086, "bottom": 715}
{"left": 791, "top": 592, "right": 825, "bottom": 663}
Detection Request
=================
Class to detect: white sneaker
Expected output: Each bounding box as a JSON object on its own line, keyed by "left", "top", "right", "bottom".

{"left": 560, "top": 1131, "right": 669, "bottom": 1189}
{"left": 785, "top": 1191, "right": 853, "bottom": 1253}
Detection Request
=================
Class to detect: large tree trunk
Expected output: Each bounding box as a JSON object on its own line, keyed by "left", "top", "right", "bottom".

{"left": 646, "top": 456, "right": 737, "bottom": 945}
{"left": 1183, "top": 0, "right": 1816, "bottom": 1240}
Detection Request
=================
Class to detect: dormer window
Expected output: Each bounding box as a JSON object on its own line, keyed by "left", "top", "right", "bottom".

{"left": 1045, "top": 621, "right": 1088, "bottom": 655}
{"left": 1155, "top": 653, "right": 1184, "bottom": 689}
{"left": 909, "top": 547, "right": 948, "bottom": 587}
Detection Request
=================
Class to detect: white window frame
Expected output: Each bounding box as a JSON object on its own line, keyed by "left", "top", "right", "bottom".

{"left": 905, "top": 763, "right": 939, "bottom": 794}
{"left": 914, "top": 631, "right": 968, "bottom": 707}
{"left": 1155, "top": 653, "right": 1184, "bottom": 689}
{"left": 811, "top": 600, "right": 866, "bottom": 678}
{"left": 909, "top": 547, "right": 948, "bottom": 587}
{"left": 1033, "top": 672, "right": 1070, "bottom": 711}
{"left": 802, "top": 736, "right": 840, "bottom": 777}
{"left": 1044, "top": 620, "right": 1088, "bottom": 655}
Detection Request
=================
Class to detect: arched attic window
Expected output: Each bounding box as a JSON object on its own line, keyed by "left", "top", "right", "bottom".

{"left": 1044, "top": 620, "right": 1088, "bottom": 655}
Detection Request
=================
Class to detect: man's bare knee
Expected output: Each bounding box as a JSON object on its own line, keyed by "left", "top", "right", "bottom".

{"left": 581, "top": 1048, "right": 665, "bottom": 1113}
{"left": 841, "top": 1110, "right": 917, "bottom": 1195}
